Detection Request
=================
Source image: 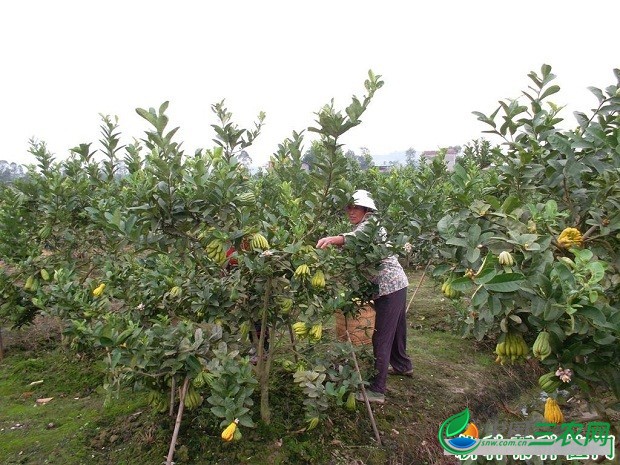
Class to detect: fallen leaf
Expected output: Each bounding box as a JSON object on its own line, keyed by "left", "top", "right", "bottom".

{"left": 36, "top": 397, "right": 54, "bottom": 405}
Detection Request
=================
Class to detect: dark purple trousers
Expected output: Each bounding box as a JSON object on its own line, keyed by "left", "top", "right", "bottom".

{"left": 369, "top": 286, "right": 413, "bottom": 393}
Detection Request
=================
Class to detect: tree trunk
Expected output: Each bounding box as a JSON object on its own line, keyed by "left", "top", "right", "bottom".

{"left": 258, "top": 277, "right": 272, "bottom": 424}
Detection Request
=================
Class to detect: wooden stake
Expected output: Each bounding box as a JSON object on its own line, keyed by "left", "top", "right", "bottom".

{"left": 406, "top": 261, "right": 431, "bottom": 313}
{"left": 169, "top": 377, "right": 176, "bottom": 417}
{"left": 165, "top": 376, "right": 189, "bottom": 465}
{"left": 346, "top": 329, "right": 382, "bottom": 446}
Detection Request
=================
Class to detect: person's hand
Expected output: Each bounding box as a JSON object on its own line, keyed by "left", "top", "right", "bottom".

{"left": 316, "top": 235, "right": 344, "bottom": 249}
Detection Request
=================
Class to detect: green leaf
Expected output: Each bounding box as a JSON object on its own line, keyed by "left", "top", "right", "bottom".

{"left": 587, "top": 262, "right": 605, "bottom": 284}
{"left": 589, "top": 290, "right": 598, "bottom": 303}
{"left": 185, "top": 355, "right": 202, "bottom": 372}
{"left": 136, "top": 107, "right": 157, "bottom": 126}
{"left": 473, "top": 268, "right": 498, "bottom": 285}
{"left": 99, "top": 336, "right": 115, "bottom": 347}
{"left": 544, "top": 304, "right": 564, "bottom": 322}
{"left": 546, "top": 322, "right": 565, "bottom": 339}
{"left": 110, "top": 349, "right": 122, "bottom": 369}
{"left": 467, "top": 224, "right": 482, "bottom": 244}
{"left": 553, "top": 263, "right": 575, "bottom": 286}
{"left": 597, "top": 367, "right": 620, "bottom": 399}
{"left": 450, "top": 276, "right": 473, "bottom": 292}
{"left": 547, "top": 134, "right": 573, "bottom": 155}
{"left": 483, "top": 273, "right": 525, "bottom": 292}
{"left": 578, "top": 306, "right": 607, "bottom": 325}
{"left": 500, "top": 196, "right": 520, "bottom": 214}
{"left": 465, "top": 247, "right": 481, "bottom": 263}
{"left": 593, "top": 331, "right": 616, "bottom": 345}
{"left": 445, "top": 237, "right": 469, "bottom": 247}
{"left": 431, "top": 264, "right": 453, "bottom": 277}
{"left": 238, "top": 415, "right": 255, "bottom": 428}
{"left": 210, "top": 405, "right": 226, "bottom": 418}
{"left": 573, "top": 111, "right": 590, "bottom": 129}
{"left": 587, "top": 86, "right": 605, "bottom": 103}
{"left": 471, "top": 286, "right": 488, "bottom": 307}
{"left": 540, "top": 85, "right": 560, "bottom": 100}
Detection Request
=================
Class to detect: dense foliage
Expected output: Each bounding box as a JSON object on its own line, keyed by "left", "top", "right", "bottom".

{"left": 1, "top": 66, "right": 618, "bottom": 463}
{"left": 433, "top": 65, "right": 620, "bottom": 398}
{"left": 0, "top": 71, "right": 409, "bottom": 455}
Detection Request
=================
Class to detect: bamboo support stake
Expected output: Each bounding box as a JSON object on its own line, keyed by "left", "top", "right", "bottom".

{"left": 169, "top": 377, "right": 176, "bottom": 417}
{"left": 165, "top": 376, "right": 190, "bottom": 465}
{"left": 346, "top": 329, "right": 382, "bottom": 446}
{"left": 406, "top": 261, "right": 431, "bottom": 313}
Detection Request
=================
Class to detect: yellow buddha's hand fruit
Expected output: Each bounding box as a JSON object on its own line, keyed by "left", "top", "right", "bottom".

{"left": 311, "top": 270, "right": 326, "bottom": 288}
{"left": 543, "top": 398, "right": 564, "bottom": 424}
{"left": 250, "top": 233, "right": 269, "bottom": 250}
{"left": 557, "top": 227, "right": 583, "bottom": 248}
{"left": 294, "top": 264, "right": 310, "bottom": 279}
{"left": 221, "top": 419, "right": 239, "bottom": 442}
{"left": 292, "top": 322, "right": 308, "bottom": 337}
{"left": 206, "top": 239, "right": 227, "bottom": 264}
{"left": 309, "top": 323, "right": 323, "bottom": 341}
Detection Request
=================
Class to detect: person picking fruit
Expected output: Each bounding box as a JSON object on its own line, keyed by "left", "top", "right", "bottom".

{"left": 316, "top": 189, "right": 413, "bottom": 403}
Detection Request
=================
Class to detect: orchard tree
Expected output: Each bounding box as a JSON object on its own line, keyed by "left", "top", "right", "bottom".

{"left": 435, "top": 65, "right": 620, "bottom": 399}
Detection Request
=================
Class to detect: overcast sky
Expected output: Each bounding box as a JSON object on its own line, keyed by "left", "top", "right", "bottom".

{"left": 2, "top": 1, "right": 618, "bottom": 168}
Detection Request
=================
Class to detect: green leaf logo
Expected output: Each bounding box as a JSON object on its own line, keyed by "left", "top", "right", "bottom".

{"left": 438, "top": 408, "right": 480, "bottom": 456}
{"left": 444, "top": 408, "right": 470, "bottom": 437}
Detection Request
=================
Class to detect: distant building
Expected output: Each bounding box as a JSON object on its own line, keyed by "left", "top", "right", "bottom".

{"left": 419, "top": 146, "right": 461, "bottom": 170}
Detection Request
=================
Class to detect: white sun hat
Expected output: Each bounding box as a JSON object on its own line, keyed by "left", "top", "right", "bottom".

{"left": 351, "top": 189, "right": 377, "bottom": 211}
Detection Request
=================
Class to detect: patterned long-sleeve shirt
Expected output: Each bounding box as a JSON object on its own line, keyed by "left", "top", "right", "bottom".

{"left": 342, "top": 213, "right": 408, "bottom": 298}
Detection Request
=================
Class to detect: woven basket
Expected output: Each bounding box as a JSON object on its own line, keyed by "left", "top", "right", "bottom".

{"left": 335, "top": 304, "right": 375, "bottom": 345}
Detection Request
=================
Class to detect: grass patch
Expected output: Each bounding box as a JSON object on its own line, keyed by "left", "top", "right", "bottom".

{"left": 0, "top": 345, "right": 156, "bottom": 465}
